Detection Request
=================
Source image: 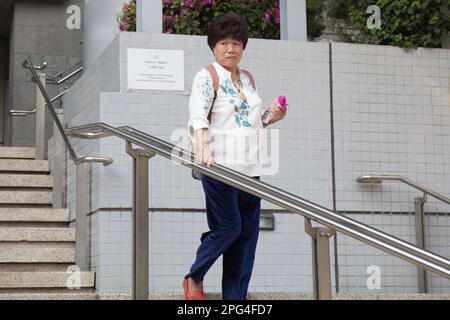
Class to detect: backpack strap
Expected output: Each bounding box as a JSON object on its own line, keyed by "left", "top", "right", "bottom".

{"left": 205, "top": 64, "right": 219, "bottom": 122}
{"left": 241, "top": 69, "right": 256, "bottom": 90}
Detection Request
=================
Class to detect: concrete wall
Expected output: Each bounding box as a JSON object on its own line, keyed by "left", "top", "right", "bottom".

{"left": 83, "top": 0, "right": 125, "bottom": 69}
{"left": 0, "top": 40, "right": 7, "bottom": 144}
{"left": 8, "top": 0, "right": 83, "bottom": 147}
{"left": 60, "top": 32, "right": 450, "bottom": 295}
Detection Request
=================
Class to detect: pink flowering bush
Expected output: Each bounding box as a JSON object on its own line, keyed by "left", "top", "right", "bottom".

{"left": 163, "top": 0, "right": 280, "bottom": 39}
{"left": 117, "top": 0, "right": 280, "bottom": 39}
{"left": 117, "top": 0, "right": 137, "bottom": 32}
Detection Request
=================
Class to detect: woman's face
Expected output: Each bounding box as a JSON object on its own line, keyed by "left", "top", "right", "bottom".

{"left": 213, "top": 37, "right": 244, "bottom": 70}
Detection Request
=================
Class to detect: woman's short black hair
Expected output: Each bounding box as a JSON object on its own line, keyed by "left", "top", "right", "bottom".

{"left": 207, "top": 12, "right": 249, "bottom": 51}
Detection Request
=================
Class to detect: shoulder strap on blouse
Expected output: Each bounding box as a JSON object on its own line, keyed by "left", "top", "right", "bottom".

{"left": 205, "top": 64, "right": 219, "bottom": 122}
{"left": 241, "top": 69, "right": 256, "bottom": 90}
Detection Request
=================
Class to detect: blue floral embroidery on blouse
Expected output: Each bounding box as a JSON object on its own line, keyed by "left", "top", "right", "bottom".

{"left": 220, "top": 79, "right": 252, "bottom": 128}
{"left": 198, "top": 71, "right": 214, "bottom": 111}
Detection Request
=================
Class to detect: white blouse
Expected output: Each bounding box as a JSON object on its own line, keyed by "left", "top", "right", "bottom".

{"left": 188, "top": 61, "right": 267, "bottom": 177}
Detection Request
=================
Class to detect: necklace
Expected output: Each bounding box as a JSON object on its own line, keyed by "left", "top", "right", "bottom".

{"left": 232, "top": 78, "right": 247, "bottom": 103}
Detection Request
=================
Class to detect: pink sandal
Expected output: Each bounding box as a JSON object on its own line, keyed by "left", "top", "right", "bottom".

{"left": 183, "top": 278, "right": 206, "bottom": 300}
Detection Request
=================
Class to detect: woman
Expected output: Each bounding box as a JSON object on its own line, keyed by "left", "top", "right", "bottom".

{"left": 184, "top": 11, "right": 285, "bottom": 300}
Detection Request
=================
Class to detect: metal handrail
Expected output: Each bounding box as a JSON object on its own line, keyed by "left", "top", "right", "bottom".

{"left": 21, "top": 57, "right": 112, "bottom": 166}
{"left": 24, "top": 60, "right": 83, "bottom": 85}
{"left": 9, "top": 89, "right": 69, "bottom": 116}
{"left": 8, "top": 109, "right": 35, "bottom": 116}
{"left": 22, "top": 60, "right": 47, "bottom": 70}
{"left": 53, "top": 61, "right": 82, "bottom": 79}
{"left": 78, "top": 156, "right": 114, "bottom": 166}
{"left": 22, "top": 58, "right": 448, "bottom": 294}
{"left": 23, "top": 57, "right": 446, "bottom": 290}
{"left": 357, "top": 175, "right": 450, "bottom": 205}
{"left": 24, "top": 57, "right": 78, "bottom": 163}
{"left": 47, "top": 66, "right": 83, "bottom": 85}
{"left": 65, "top": 122, "right": 450, "bottom": 279}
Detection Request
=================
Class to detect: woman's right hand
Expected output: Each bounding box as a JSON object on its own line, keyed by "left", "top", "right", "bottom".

{"left": 195, "top": 145, "right": 215, "bottom": 167}
{"left": 194, "top": 128, "right": 215, "bottom": 167}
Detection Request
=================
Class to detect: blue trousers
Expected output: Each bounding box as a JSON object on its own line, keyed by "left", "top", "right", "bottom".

{"left": 185, "top": 174, "right": 261, "bottom": 300}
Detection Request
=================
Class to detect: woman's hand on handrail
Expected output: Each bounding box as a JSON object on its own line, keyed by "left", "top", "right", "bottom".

{"left": 194, "top": 128, "right": 215, "bottom": 167}
{"left": 196, "top": 145, "right": 215, "bottom": 168}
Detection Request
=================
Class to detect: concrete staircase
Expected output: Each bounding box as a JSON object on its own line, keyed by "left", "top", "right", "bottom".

{"left": 0, "top": 147, "right": 95, "bottom": 298}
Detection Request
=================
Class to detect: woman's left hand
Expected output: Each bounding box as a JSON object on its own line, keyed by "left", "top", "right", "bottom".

{"left": 263, "top": 98, "right": 286, "bottom": 126}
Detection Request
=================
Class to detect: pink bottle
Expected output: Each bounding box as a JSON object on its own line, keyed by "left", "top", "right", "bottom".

{"left": 262, "top": 95, "right": 287, "bottom": 124}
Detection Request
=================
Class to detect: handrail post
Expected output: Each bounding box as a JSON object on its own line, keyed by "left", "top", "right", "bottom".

{"left": 25, "top": 58, "right": 78, "bottom": 163}
{"left": 415, "top": 195, "right": 427, "bottom": 293}
{"left": 305, "top": 218, "right": 335, "bottom": 300}
{"left": 75, "top": 156, "right": 113, "bottom": 272}
{"left": 35, "top": 72, "right": 46, "bottom": 160}
{"left": 126, "top": 141, "right": 155, "bottom": 300}
{"left": 75, "top": 161, "right": 90, "bottom": 271}
{"left": 52, "top": 109, "right": 64, "bottom": 208}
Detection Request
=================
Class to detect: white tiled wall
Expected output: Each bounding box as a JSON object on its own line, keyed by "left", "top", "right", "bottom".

{"left": 332, "top": 42, "right": 450, "bottom": 293}
{"left": 60, "top": 32, "right": 450, "bottom": 295}
{"left": 333, "top": 43, "right": 450, "bottom": 214}
{"left": 337, "top": 213, "right": 418, "bottom": 293}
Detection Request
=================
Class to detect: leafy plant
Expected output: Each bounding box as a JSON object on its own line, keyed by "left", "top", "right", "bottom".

{"left": 336, "top": 0, "right": 450, "bottom": 48}
{"left": 118, "top": 0, "right": 450, "bottom": 48}
{"left": 306, "top": 0, "right": 326, "bottom": 40}
{"left": 117, "top": 0, "right": 137, "bottom": 32}
{"left": 162, "top": 0, "right": 280, "bottom": 39}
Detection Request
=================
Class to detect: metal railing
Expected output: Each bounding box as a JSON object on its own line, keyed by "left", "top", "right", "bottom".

{"left": 357, "top": 174, "right": 450, "bottom": 293}
{"left": 23, "top": 60, "right": 83, "bottom": 86}
{"left": 357, "top": 175, "right": 450, "bottom": 205}
{"left": 10, "top": 89, "right": 69, "bottom": 116}
{"left": 21, "top": 57, "right": 450, "bottom": 300}
{"left": 21, "top": 58, "right": 113, "bottom": 271}
{"left": 65, "top": 122, "right": 450, "bottom": 300}
{"left": 45, "top": 62, "right": 83, "bottom": 86}
{"left": 10, "top": 60, "right": 82, "bottom": 158}
{"left": 12, "top": 60, "right": 82, "bottom": 115}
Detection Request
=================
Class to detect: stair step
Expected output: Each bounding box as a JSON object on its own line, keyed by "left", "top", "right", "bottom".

{"left": 0, "top": 243, "right": 74, "bottom": 263}
{"left": 0, "top": 272, "right": 94, "bottom": 289}
{"left": 0, "top": 148, "right": 35, "bottom": 159}
{"left": 0, "top": 208, "right": 69, "bottom": 222}
{"left": 0, "top": 228, "right": 75, "bottom": 242}
{"left": 97, "top": 292, "right": 450, "bottom": 300}
{"left": 0, "top": 175, "right": 52, "bottom": 188}
{"left": 0, "top": 292, "right": 97, "bottom": 300}
{"left": 0, "top": 292, "right": 449, "bottom": 300}
{"left": 0, "top": 263, "right": 75, "bottom": 272}
{"left": 0, "top": 191, "right": 52, "bottom": 204}
{"left": 0, "top": 159, "right": 49, "bottom": 173}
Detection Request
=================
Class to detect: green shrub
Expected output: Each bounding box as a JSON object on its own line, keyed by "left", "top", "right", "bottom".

{"left": 306, "top": 0, "right": 326, "bottom": 40}
{"left": 163, "top": 0, "right": 280, "bottom": 39}
{"left": 342, "top": 0, "right": 449, "bottom": 48}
